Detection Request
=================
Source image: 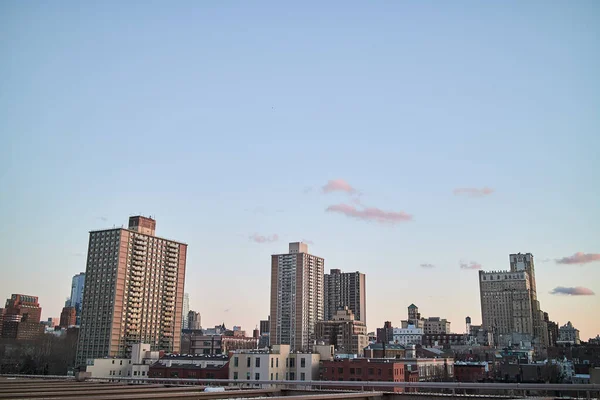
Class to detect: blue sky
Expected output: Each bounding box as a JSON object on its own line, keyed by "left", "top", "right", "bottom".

{"left": 1, "top": 1, "right": 599, "bottom": 339}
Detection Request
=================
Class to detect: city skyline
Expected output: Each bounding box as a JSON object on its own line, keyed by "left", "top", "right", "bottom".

{"left": 1, "top": 1, "right": 599, "bottom": 340}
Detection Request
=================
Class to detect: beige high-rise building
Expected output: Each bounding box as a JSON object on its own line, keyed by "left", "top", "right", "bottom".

{"left": 324, "top": 269, "right": 366, "bottom": 323}
{"left": 270, "top": 242, "right": 324, "bottom": 351}
{"left": 76, "top": 216, "right": 187, "bottom": 365}
{"left": 479, "top": 253, "right": 548, "bottom": 348}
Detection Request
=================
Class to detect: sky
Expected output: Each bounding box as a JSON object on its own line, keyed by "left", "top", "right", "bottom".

{"left": 1, "top": 1, "right": 599, "bottom": 340}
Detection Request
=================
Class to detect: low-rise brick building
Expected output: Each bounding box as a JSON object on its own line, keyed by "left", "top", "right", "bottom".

{"left": 454, "top": 361, "right": 489, "bottom": 382}
{"left": 320, "top": 358, "right": 406, "bottom": 392}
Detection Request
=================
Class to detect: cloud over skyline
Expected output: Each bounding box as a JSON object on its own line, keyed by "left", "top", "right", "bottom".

{"left": 249, "top": 233, "right": 279, "bottom": 243}
{"left": 325, "top": 203, "right": 412, "bottom": 224}
{"left": 322, "top": 179, "right": 357, "bottom": 195}
{"left": 555, "top": 252, "right": 600, "bottom": 265}
{"left": 550, "top": 286, "right": 595, "bottom": 296}
{"left": 460, "top": 261, "right": 482, "bottom": 270}
{"left": 420, "top": 263, "right": 435, "bottom": 268}
{"left": 453, "top": 187, "right": 494, "bottom": 197}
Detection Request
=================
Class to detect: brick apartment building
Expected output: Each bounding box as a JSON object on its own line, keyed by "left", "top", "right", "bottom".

{"left": 320, "top": 358, "right": 413, "bottom": 392}
{"left": 60, "top": 307, "right": 77, "bottom": 328}
{"left": 454, "top": 361, "right": 489, "bottom": 382}
{"left": 1, "top": 294, "right": 43, "bottom": 340}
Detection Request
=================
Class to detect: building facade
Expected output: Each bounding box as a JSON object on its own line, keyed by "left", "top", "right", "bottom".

{"left": 1, "top": 294, "right": 43, "bottom": 340}
{"left": 270, "top": 242, "right": 324, "bottom": 351}
{"left": 392, "top": 325, "right": 423, "bottom": 345}
{"left": 189, "top": 330, "right": 258, "bottom": 355}
{"left": 188, "top": 311, "right": 201, "bottom": 330}
{"left": 320, "top": 358, "right": 407, "bottom": 392}
{"left": 315, "top": 307, "right": 368, "bottom": 356}
{"left": 376, "top": 321, "right": 394, "bottom": 344}
{"left": 323, "top": 269, "right": 366, "bottom": 323}
{"left": 60, "top": 306, "right": 77, "bottom": 328}
{"left": 149, "top": 354, "right": 229, "bottom": 379}
{"left": 363, "top": 343, "right": 406, "bottom": 358}
{"left": 423, "top": 317, "right": 451, "bottom": 334}
{"left": 84, "top": 343, "right": 160, "bottom": 379}
{"left": 68, "top": 272, "right": 86, "bottom": 316}
{"left": 479, "top": 269, "right": 534, "bottom": 341}
{"left": 558, "top": 321, "right": 580, "bottom": 345}
{"left": 182, "top": 293, "right": 190, "bottom": 330}
{"left": 229, "top": 344, "right": 332, "bottom": 382}
{"left": 509, "top": 253, "right": 548, "bottom": 349}
{"left": 76, "top": 216, "right": 187, "bottom": 366}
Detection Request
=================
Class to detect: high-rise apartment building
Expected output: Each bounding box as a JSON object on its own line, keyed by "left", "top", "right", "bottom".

{"left": 1, "top": 294, "right": 43, "bottom": 340}
{"left": 270, "top": 242, "right": 324, "bottom": 351}
{"left": 182, "top": 293, "right": 190, "bottom": 330}
{"left": 324, "top": 269, "right": 366, "bottom": 323}
{"left": 76, "top": 216, "right": 187, "bottom": 366}
{"left": 479, "top": 253, "right": 548, "bottom": 347}
{"left": 68, "top": 273, "right": 86, "bottom": 312}
{"left": 509, "top": 253, "right": 548, "bottom": 348}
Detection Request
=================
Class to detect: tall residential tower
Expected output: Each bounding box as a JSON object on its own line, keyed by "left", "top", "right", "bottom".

{"left": 269, "top": 242, "right": 324, "bottom": 351}
{"left": 479, "top": 253, "right": 548, "bottom": 348}
{"left": 324, "top": 269, "right": 366, "bottom": 323}
{"left": 76, "top": 216, "right": 187, "bottom": 365}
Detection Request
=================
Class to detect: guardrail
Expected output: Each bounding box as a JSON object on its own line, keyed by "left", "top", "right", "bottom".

{"left": 2, "top": 375, "right": 599, "bottom": 398}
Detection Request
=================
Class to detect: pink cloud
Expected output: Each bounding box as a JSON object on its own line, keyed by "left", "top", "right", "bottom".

{"left": 453, "top": 187, "right": 494, "bottom": 197}
{"left": 550, "top": 286, "right": 595, "bottom": 296}
{"left": 555, "top": 252, "right": 600, "bottom": 265}
{"left": 322, "top": 179, "right": 357, "bottom": 195}
{"left": 325, "top": 203, "right": 412, "bottom": 224}
{"left": 249, "top": 233, "right": 278, "bottom": 243}
{"left": 460, "top": 261, "right": 482, "bottom": 270}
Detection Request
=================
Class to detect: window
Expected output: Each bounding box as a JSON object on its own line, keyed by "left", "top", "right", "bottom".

{"left": 290, "top": 372, "right": 295, "bottom": 380}
{"left": 256, "top": 358, "right": 260, "bottom": 368}
{"left": 368, "top": 368, "right": 374, "bottom": 375}
{"left": 350, "top": 368, "right": 355, "bottom": 375}
{"left": 142, "top": 371, "right": 145, "bottom": 376}
{"left": 233, "top": 372, "right": 238, "bottom": 380}
{"left": 276, "top": 373, "right": 278, "bottom": 380}
{"left": 378, "top": 368, "right": 382, "bottom": 376}
{"left": 271, "top": 358, "right": 273, "bottom": 368}
{"left": 300, "top": 372, "right": 305, "bottom": 381}
{"left": 112, "top": 360, "right": 115, "bottom": 364}
{"left": 134, "top": 371, "right": 138, "bottom": 376}
{"left": 120, "top": 360, "right": 123, "bottom": 365}
{"left": 247, "top": 357, "right": 251, "bottom": 367}
{"left": 255, "top": 373, "right": 260, "bottom": 380}
{"left": 234, "top": 357, "right": 239, "bottom": 367}
{"left": 300, "top": 357, "right": 306, "bottom": 368}
{"left": 338, "top": 367, "right": 343, "bottom": 374}
{"left": 246, "top": 372, "right": 250, "bottom": 380}
{"left": 289, "top": 358, "right": 295, "bottom": 367}
{"left": 270, "top": 373, "right": 273, "bottom": 380}
{"left": 276, "top": 358, "right": 279, "bottom": 368}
